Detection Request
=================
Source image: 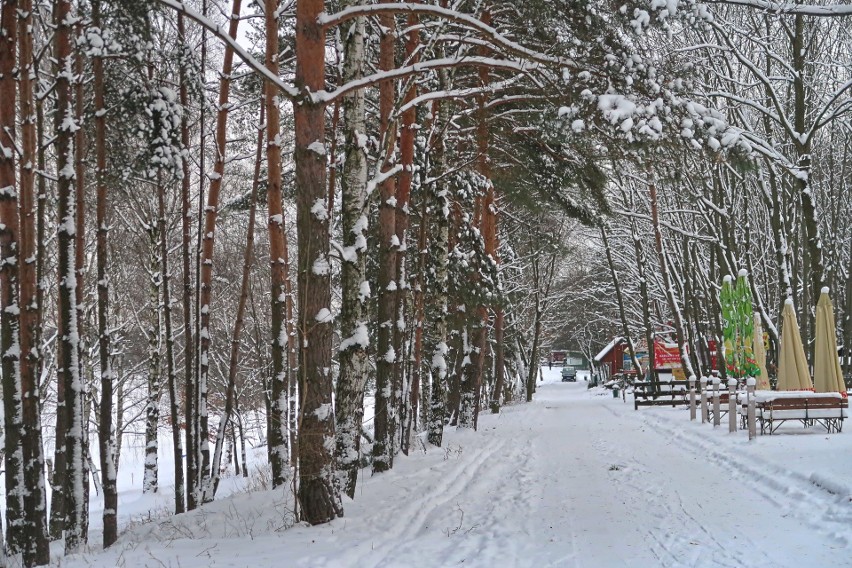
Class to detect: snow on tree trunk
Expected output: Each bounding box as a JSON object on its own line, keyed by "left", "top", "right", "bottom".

{"left": 295, "top": 0, "right": 343, "bottom": 524}
{"left": 264, "top": 0, "right": 291, "bottom": 490}
{"left": 176, "top": 11, "right": 198, "bottom": 513}
{"left": 55, "top": 0, "right": 88, "bottom": 552}
{"left": 144, "top": 231, "right": 162, "bottom": 495}
{"left": 630, "top": 217, "right": 656, "bottom": 384}
{"left": 196, "top": 0, "right": 242, "bottom": 505}
{"left": 92, "top": 0, "right": 121, "bottom": 545}
{"left": 207, "top": 108, "right": 262, "bottom": 502}
{"left": 426, "top": 79, "right": 450, "bottom": 448}
{"left": 792, "top": 14, "right": 824, "bottom": 365}
{"left": 158, "top": 173, "right": 185, "bottom": 514}
{"left": 0, "top": 1, "right": 26, "bottom": 552}
{"left": 396, "top": 5, "right": 419, "bottom": 455}
{"left": 17, "top": 0, "right": 50, "bottom": 560}
{"left": 648, "top": 176, "right": 695, "bottom": 380}
{"left": 601, "top": 225, "right": 644, "bottom": 376}
{"left": 334, "top": 0, "right": 371, "bottom": 499}
{"left": 372, "top": 9, "right": 398, "bottom": 475}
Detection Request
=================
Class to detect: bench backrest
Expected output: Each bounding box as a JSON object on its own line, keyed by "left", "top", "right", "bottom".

{"left": 761, "top": 397, "right": 848, "bottom": 410}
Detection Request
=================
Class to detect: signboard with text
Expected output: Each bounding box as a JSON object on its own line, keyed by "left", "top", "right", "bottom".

{"left": 654, "top": 341, "right": 682, "bottom": 369}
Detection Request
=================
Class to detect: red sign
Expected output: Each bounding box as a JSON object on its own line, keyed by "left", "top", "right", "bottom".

{"left": 707, "top": 339, "right": 717, "bottom": 371}
{"left": 654, "top": 341, "right": 681, "bottom": 369}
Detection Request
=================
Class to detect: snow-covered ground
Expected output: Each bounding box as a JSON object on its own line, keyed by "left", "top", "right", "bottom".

{"left": 57, "top": 367, "right": 852, "bottom": 567}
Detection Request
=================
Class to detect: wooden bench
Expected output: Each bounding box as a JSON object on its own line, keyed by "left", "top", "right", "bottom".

{"left": 633, "top": 380, "right": 690, "bottom": 410}
{"left": 755, "top": 396, "right": 848, "bottom": 435}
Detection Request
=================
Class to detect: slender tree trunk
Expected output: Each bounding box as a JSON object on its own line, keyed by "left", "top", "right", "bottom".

{"left": 396, "top": 3, "right": 419, "bottom": 455}
{"left": 647, "top": 177, "right": 694, "bottom": 379}
{"left": 334, "top": 0, "right": 371, "bottom": 498}
{"left": 468, "top": 7, "right": 495, "bottom": 430}
{"left": 17, "top": 1, "right": 49, "bottom": 561}
{"left": 792, "top": 15, "right": 822, "bottom": 364}
{"left": 144, "top": 230, "right": 161, "bottom": 494}
{"left": 295, "top": 0, "right": 342, "bottom": 524}
{"left": 236, "top": 404, "right": 248, "bottom": 477}
{"left": 426, "top": 82, "right": 450, "bottom": 447}
{"left": 264, "top": 0, "right": 291, "bottom": 490}
{"left": 72, "top": 29, "right": 90, "bottom": 540}
{"left": 373, "top": 9, "right": 398, "bottom": 474}
{"left": 92, "top": 0, "right": 120, "bottom": 544}
{"left": 159, "top": 175, "right": 184, "bottom": 514}
{"left": 177, "top": 12, "right": 197, "bottom": 513}
{"left": 55, "top": 0, "right": 87, "bottom": 551}
{"left": 207, "top": 106, "right": 262, "bottom": 502}
{"left": 0, "top": 0, "right": 25, "bottom": 552}
{"left": 196, "top": 0, "right": 242, "bottom": 504}
{"left": 602, "top": 225, "right": 643, "bottom": 374}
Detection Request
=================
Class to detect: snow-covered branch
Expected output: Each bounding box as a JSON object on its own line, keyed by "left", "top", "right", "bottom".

{"left": 706, "top": 0, "right": 852, "bottom": 17}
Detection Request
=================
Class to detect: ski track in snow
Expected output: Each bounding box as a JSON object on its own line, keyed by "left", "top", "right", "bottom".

{"left": 55, "top": 370, "right": 852, "bottom": 568}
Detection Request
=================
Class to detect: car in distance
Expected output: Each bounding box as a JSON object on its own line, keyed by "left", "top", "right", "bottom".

{"left": 561, "top": 366, "right": 577, "bottom": 382}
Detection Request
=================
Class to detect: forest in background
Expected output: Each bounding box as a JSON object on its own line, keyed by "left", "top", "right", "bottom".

{"left": 0, "top": 0, "right": 849, "bottom": 565}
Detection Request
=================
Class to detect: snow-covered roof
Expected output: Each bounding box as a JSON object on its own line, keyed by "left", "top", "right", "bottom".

{"left": 594, "top": 336, "right": 624, "bottom": 362}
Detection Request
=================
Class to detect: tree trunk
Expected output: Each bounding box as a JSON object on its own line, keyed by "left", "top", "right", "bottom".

{"left": 264, "top": 0, "right": 291, "bottom": 490}
{"left": 792, "top": 14, "right": 822, "bottom": 364}
{"left": 648, "top": 177, "right": 695, "bottom": 379}
{"left": 468, "top": 7, "right": 494, "bottom": 430}
{"left": 144, "top": 230, "right": 161, "bottom": 494}
{"left": 426, "top": 78, "right": 450, "bottom": 447}
{"left": 373, "top": 9, "right": 398, "bottom": 474}
{"left": 93, "top": 0, "right": 121, "bottom": 544}
{"left": 159, "top": 175, "right": 184, "bottom": 514}
{"left": 334, "top": 0, "right": 371, "bottom": 498}
{"left": 602, "top": 225, "right": 644, "bottom": 375}
{"left": 0, "top": 0, "right": 25, "bottom": 552}
{"left": 55, "top": 0, "right": 87, "bottom": 552}
{"left": 177, "top": 11, "right": 193, "bottom": 515}
{"left": 207, "top": 106, "right": 262, "bottom": 502}
{"left": 196, "top": 0, "right": 242, "bottom": 504}
{"left": 17, "top": 0, "right": 50, "bottom": 561}
{"left": 396, "top": 4, "right": 419, "bottom": 455}
{"left": 295, "top": 0, "right": 343, "bottom": 524}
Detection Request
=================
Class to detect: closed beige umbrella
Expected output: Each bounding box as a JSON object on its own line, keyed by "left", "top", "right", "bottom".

{"left": 813, "top": 287, "right": 846, "bottom": 396}
{"left": 753, "top": 312, "right": 771, "bottom": 390}
{"left": 777, "top": 299, "right": 813, "bottom": 391}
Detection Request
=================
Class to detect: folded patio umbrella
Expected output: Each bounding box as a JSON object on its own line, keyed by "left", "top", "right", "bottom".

{"left": 753, "top": 312, "right": 771, "bottom": 390}
{"left": 813, "top": 287, "right": 846, "bottom": 397}
{"left": 777, "top": 299, "right": 813, "bottom": 391}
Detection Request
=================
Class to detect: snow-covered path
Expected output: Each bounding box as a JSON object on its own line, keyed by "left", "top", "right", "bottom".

{"left": 63, "top": 370, "right": 852, "bottom": 567}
